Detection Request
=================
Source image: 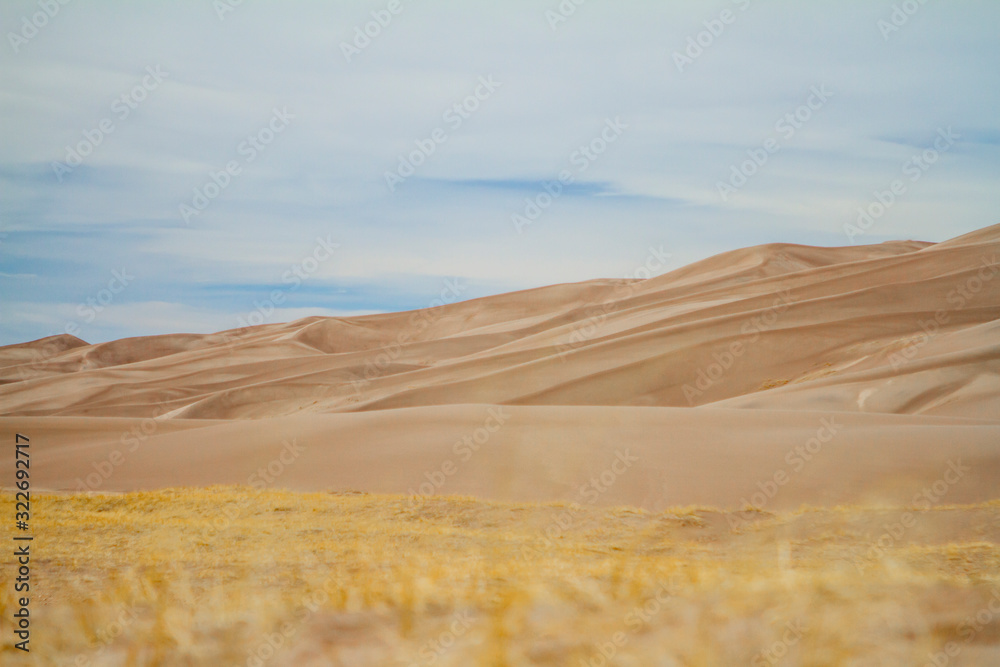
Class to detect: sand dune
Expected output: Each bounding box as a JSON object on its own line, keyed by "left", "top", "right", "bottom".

{"left": 3, "top": 407, "right": 999, "bottom": 512}
{"left": 1, "top": 224, "right": 998, "bottom": 508}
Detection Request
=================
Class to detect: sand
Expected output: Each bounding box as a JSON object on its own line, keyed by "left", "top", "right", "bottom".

{"left": 2, "top": 224, "right": 998, "bottom": 510}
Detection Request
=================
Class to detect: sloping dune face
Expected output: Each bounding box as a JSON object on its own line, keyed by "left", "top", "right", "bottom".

{"left": 0, "top": 225, "right": 998, "bottom": 507}
{"left": 2, "top": 228, "right": 996, "bottom": 420}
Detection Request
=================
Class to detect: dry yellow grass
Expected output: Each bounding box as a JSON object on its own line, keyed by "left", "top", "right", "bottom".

{"left": 2, "top": 488, "right": 1000, "bottom": 666}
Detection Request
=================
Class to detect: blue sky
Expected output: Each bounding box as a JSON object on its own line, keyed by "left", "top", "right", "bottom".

{"left": 1, "top": 0, "right": 998, "bottom": 344}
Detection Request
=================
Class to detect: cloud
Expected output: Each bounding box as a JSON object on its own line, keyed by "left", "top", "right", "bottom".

{"left": 1, "top": 0, "right": 998, "bottom": 344}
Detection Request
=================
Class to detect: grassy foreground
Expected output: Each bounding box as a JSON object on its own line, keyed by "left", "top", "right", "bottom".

{"left": 2, "top": 488, "right": 1000, "bottom": 666}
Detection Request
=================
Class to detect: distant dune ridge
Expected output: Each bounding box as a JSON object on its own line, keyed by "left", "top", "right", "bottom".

{"left": 2, "top": 224, "right": 999, "bottom": 510}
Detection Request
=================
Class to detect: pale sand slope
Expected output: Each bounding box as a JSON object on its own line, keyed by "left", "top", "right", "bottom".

{"left": 1, "top": 407, "right": 998, "bottom": 511}
{"left": 0, "top": 224, "right": 998, "bottom": 508}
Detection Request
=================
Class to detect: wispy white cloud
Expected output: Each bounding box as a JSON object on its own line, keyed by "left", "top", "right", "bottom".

{"left": 1, "top": 0, "right": 998, "bottom": 344}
